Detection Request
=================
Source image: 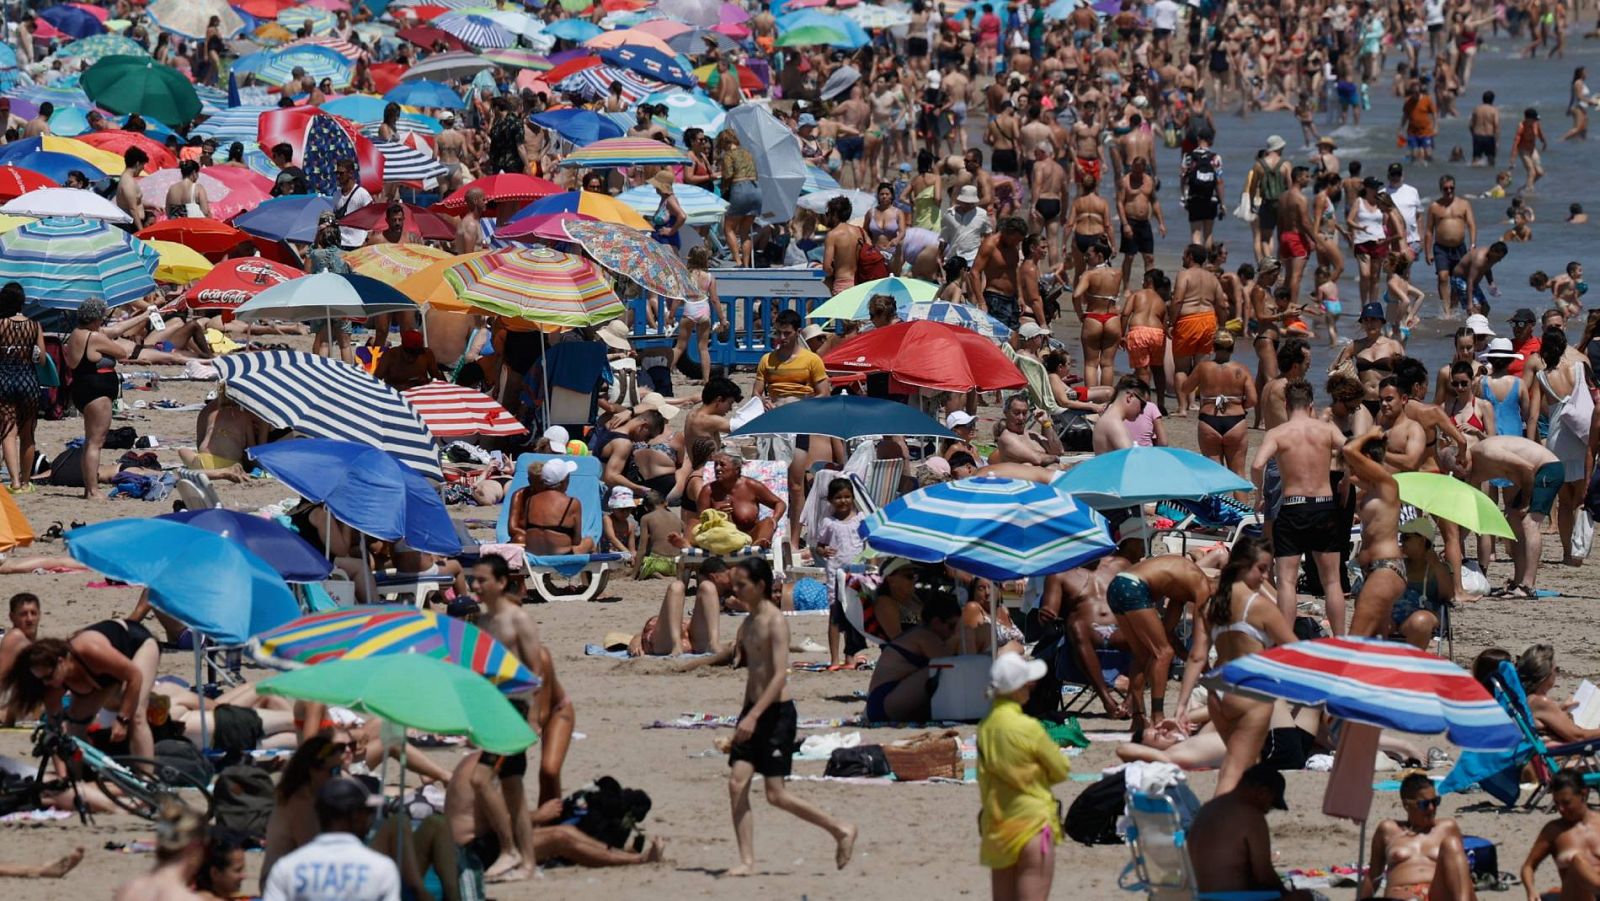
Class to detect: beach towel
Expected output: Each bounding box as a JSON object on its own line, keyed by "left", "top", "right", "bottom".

{"left": 1439, "top": 660, "right": 1532, "bottom": 804}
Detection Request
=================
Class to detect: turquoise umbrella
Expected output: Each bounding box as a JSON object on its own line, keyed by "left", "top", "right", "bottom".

{"left": 1052, "top": 446, "right": 1254, "bottom": 509}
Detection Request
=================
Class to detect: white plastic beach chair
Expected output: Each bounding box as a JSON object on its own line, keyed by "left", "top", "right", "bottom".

{"left": 676, "top": 459, "right": 789, "bottom": 581}
{"left": 174, "top": 469, "right": 222, "bottom": 510}
{"left": 1120, "top": 791, "right": 1284, "bottom": 901}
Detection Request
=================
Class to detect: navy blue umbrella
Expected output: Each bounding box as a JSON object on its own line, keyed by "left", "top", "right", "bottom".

{"left": 158, "top": 508, "right": 334, "bottom": 583}
{"left": 250, "top": 438, "right": 461, "bottom": 556}
{"left": 598, "top": 46, "right": 696, "bottom": 88}
{"left": 0, "top": 154, "right": 107, "bottom": 184}
{"left": 529, "top": 109, "right": 625, "bottom": 147}
{"left": 40, "top": 5, "right": 105, "bottom": 39}
{"left": 232, "top": 194, "right": 335, "bottom": 243}
{"left": 728, "top": 395, "right": 957, "bottom": 441}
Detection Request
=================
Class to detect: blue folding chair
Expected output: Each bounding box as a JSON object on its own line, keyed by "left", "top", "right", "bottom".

{"left": 1120, "top": 791, "right": 1284, "bottom": 900}
{"left": 495, "top": 454, "right": 624, "bottom": 603}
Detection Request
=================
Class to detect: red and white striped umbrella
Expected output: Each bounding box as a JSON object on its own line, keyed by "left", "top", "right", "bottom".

{"left": 402, "top": 380, "right": 526, "bottom": 437}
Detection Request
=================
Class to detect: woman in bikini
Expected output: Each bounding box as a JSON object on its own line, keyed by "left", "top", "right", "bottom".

{"left": 1310, "top": 172, "right": 1347, "bottom": 281}
{"left": 1360, "top": 772, "right": 1474, "bottom": 901}
{"left": 1188, "top": 330, "right": 1256, "bottom": 483}
{"left": 1246, "top": 258, "right": 1283, "bottom": 416}
{"left": 1071, "top": 240, "right": 1122, "bottom": 388}
{"left": 1064, "top": 172, "right": 1111, "bottom": 285}
{"left": 1344, "top": 428, "right": 1407, "bottom": 639}
{"left": 1441, "top": 360, "right": 1493, "bottom": 442}
{"left": 1431, "top": 328, "right": 1481, "bottom": 404}
{"left": 866, "top": 183, "right": 905, "bottom": 267}
{"left": 1333, "top": 305, "right": 1406, "bottom": 417}
{"left": 669, "top": 246, "right": 722, "bottom": 383}
{"left": 508, "top": 462, "right": 596, "bottom": 556}
{"left": 3, "top": 619, "right": 160, "bottom": 760}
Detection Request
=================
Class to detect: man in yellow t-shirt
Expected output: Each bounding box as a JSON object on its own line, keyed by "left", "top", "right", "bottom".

{"left": 754, "top": 309, "right": 831, "bottom": 402}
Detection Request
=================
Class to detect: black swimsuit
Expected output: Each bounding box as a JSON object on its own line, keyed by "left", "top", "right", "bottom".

{"left": 76, "top": 619, "right": 155, "bottom": 688}
{"left": 69, "top": 340, "right": 120, "bottom": 411}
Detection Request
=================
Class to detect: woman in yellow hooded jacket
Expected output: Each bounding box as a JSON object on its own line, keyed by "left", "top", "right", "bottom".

{"left": 977, "top": 652, "right": 1070, "bottom": 899}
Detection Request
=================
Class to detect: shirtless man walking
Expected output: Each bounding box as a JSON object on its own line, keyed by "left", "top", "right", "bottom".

{"left": 1251, "top": 380, "right": 1348, "bottom": 633}
{"left": 970, "top": 217, "right": 1029, "bottom": 332}
{"left": 1468, "top": 91, "right": 1500, "bottom": 167}
{"left": 1275, "top": 166, "right": 1316, "bottom": 311}
{"left": 453, "top": 188, "right": 486, "bottom": 254}
{"left": 1169, "top": 245, "right": 1228, "bottom": 416}
{"left": 1106, "top": 554, "right": 1212, "bottom": 741}
{"left": 821, "top": 196, "right": 863, "bottom": 295}
{"left": 1116, "top": 155, "right": 1165, "bottom": 286}
{"left": 1029, "top": 143, "right": 1067, "bottom": 269}
{"left": 1422, "top": 175, "right": 1478, "bottom": 320}
{"left": 1071, "top": 99, "right": 1106, "bottom": 195}
{"left": 985, "top": 100, "right": 1022, "bottom": 177}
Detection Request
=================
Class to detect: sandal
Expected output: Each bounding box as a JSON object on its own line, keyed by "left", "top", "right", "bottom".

{"left": 40, "top": 522, "right": 62, "bottom": 541}
{"left": 1501, "top": 584, "right": 1536, "bottom": 600}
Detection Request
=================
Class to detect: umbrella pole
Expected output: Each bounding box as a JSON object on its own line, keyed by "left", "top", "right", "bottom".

{"left": 1356, "top": 818, "right": 1366, "bottom": 893}
{"left": 193, "top": 643, "right": 208, "bottom": 752}
{"left": 541, "top": 331, "right": 551, "bottom": 435}
{"left": 361, "top": 533, "right": 374, "bottom": 604}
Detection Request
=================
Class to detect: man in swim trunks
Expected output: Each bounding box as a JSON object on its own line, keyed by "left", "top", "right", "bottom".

{"left": 1029, "top": 143, "right": 1067, "bottom": 269}
{"left": 1071, "top": 98, "right": 1104, "bottom": 190}
{"left": 821, "top": 195, "right": 863, "bottom": 295}
{"left": 1038, "top": 555, "right": 1132, "bottom": 717}
{"left": 1275, "top": 166, "right": 1316, "bottom": 311}
{"left": 1421, "top": 174, "right": 1477, "bottom": 320}
{"left": 1449, "top": 434, "right": 1562, "bottom": 597}
{"left": 970, "top": 216, "right": 1029, "bottom": 331}
{"left": 1116, "top": 155, "right": 1165, "bottom": 286}
{"left": 1122, "top": 269, "right": 1170, "bottom": 412}
{"left": 1448, "top": 241, "right": 1506, "bottom": 315}
{"left": 1168, "top": 244, "right": 1227, "bottom": 414}
{"left": 1106, "top": 553, "right": 1211, "bottom": 741}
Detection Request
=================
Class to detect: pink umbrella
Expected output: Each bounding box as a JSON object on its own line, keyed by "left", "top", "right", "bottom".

{"left": 711, "top": 22, "right": 750, "bottom": 38}
{"left": 583, "top": 28, "right": 675, "bottom": 54}
{"left": 298, "top": 0, "right": 348, "bottom": 10}
{"left": 634, "top": 19, "right": 694, "bottom": 39}
{"left": 719, "top": 1, "right": 750, "bottom": 24}
{"left": 496, "top": 211, "right": 595, "bottom": 243}
{"left": 513, "top": 70, "right": 551, "bottom": 95}
{"left": 139, "top": 166, "right": 274, "bottom": 222}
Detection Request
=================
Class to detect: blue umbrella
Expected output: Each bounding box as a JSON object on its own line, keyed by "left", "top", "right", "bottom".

{"left": 1052, "top": 446, "right": 1254, "bottom": 509}
{"left": 530, "top": 108, "right": 624, "bottom": 146}
{"left": 0, "top": 153, "right": 104, "bottom": 183}
{"left": 544, "top": 18, "right": 602, "bottom": 41}
{"left": 860, "top": 477, "right": 1116, "bottom": 580}
{"left": 801, "top": 163, "right": 841, "bottom": 194}
{"left": 157, "top": 509, "right": 334, "bottom": 583}
{"left": 47, "top": 106, "right": 93, "bottom": 137}
{"left": 776, "top": 10, "right": 869, "bottom": 48}
{"left": 256, "top": 46, "right": 352, "bottom": 88}
{"left": 597, "top": 46, "right": 696, "bottom": 88}
{"left": 384, "top": 79, "right": 466, "bottom": 110}
{"left": 730, "top": 396, "right": 955, "bottom": 442}
{"left": 232, "top": 194, "right": 336, "bottom": 243}
{"left": 66, "top": 519, "right": 300, "bottom": 646}
{"left": 250, "top": 438, "right": 460, "bottom": 555}
{"left": 642, "top": 89, "right": 724, "bottom": 132}
{"left": 0, "top": 44, "right": 17, "bottom": 69}
{"left": 40, "top": 5, "right": 105, "bottom": 40}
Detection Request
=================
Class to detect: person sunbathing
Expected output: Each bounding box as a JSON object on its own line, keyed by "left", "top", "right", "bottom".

{"left": 864, "top": 590, "right": 964, "bottom": 722}
{"left": 631, "top": 557, "right": 732, "bottom": 657}
{"left": 694, "top": 452, "right": 785, "bottom": 548}
{"left": 508, "top": 460, "right": 595, "bottom": 556}
{"left": 0, "top": 849, "right": 82, "bottom": 879}
{"left": 1523, "top": 769, "right": 1600, "bottom": 901}
{"left": 1036, "top": 554, "right": 1133, "bottom": 717}
{"left": 1518, "top": 643, "right": 1600, "bottom": 743}
{"left": 175, "top": 390, "right": 267, "bottom": 482}
{"left": 1360, "top": 772, "right": 1474, "bottom": 901}
{"left": 149, "top": 683, "right": 298, "bottom": 760}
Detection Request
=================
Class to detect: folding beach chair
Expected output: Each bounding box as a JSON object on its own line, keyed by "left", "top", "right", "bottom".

{"left": 1148, "top": 495, "right": 1262, "bottom": 558}
{"left": 174, "top": 469, "right": 222, "bottom": 510}
{"left": 1493, "top": 661, "right": 1600, "bottom": 808}
{"left": 1120, "top": 790, "right": 1283, "bottom": 901}
{"left": 676, "top": 459, "right": 789, "bottom": 581}
{"left": 495, "top": 453, "right": 624, "bottom": 603}
{"left": 1039, "top": 625, "right": 1131, "bottom": 715}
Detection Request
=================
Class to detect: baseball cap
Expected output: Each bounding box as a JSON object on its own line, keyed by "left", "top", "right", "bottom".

{"left": 1400, "top": 516, "right": 1436, "bottom": 539}
{"left": 542, "top": 425, "right": 570, "bottom": 448}
{"left": 1018, "top": 321, "right": 1050, "bottom": 340}
{"left": 1361, "top": 176, "right": 1383, "bottom": 191}
{"left": 399, "top": 329, "right": 423, "bottom": 350}
{"left": 990, "top": 653, "right": 1049, "bottom": 695}
{"left": 638, "top": 391, "right": 681, "bottom": 421}
{"left": 899, "top": 161, "right": 912, "bottom": 173}
{"left": 1358, "top": 302, "right": 1385, "bottom": 322}
{"left": 1264, "top": 134, "right": 1286, "bottom": 152}
{"left": 1239, "top": 763, "right": 1289, "bottom": 810}
{"left": 315, "top": 777, "right": 384, "bottom": 821}
{"left": 946, "top": 410, "right": 976, "bottom": 429}
{"left": 1483, "top": 336, "right": 1524, "bottom": 360}
{"left": 797, "top": 113, "right": 817, "bottom": 128}
{"left": 1388, "top": 162, "right": 1405, "bottom": 177}
{"left": 1464, "top": 314, "right": 1493, "bottom": 336}
{"left": 1508, "top": 307, "right": 1537, "bottom": 324}
{"left": 539, "top": 458, "right": 578, "bottom": 486}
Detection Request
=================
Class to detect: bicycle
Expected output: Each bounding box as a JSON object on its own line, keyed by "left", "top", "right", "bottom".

{"left": 0, "top": 719, "right": 213, "bottom": 824}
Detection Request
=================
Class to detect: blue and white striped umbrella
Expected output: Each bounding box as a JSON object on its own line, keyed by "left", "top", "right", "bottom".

{"left": 642, "top": 89, "right": 725, "bottom": 133}
{"left": 193, "top": 106, "right": 275, "bottom": 141}
{"left": 277, "top": 5, "right": 336, "bottom": 36}
{"left": 372, "top": 140, "right": 448, "bottom": 185}
{"left": 617, "top": 183, "right": 726, "bottom": 226}
{"left": 801, "top": 163, "right": 841, "bottom": 194}
{"left": 556, "top": 66, "right": 668, "bottom": 106}
{"left": 0, "top": 217, "right": 160, "bottom": 311}
{"left": 907, "top": 302, "right": 1012, "bottom": 340}
{"left": 1052, "top": 446, "right": 1254, "bottom": 510}
{"left": 432, "top": 12, "right": 517, "bottom": 49}
{"left": 214, "top": 350, "right": 442, "bottom": 481}
{"left": 860, "top": 477, "right": 1115, "bottom": 580}
{"left": 256, "top": 46, "right": 353, "bottom": 88}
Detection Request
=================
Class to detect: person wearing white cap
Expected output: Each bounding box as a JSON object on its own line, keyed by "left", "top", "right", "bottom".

{"left": 943, "top": 409, "right": 981, "bottom": 462}
{"left": 1248, "top": 135, "right": 1290, "bottom": 260}
{"left": 940, "top": 182, "right": 992, "bottom": 264}
{"left": 1392, "top": 516, "right": 1450, "bottom": 650}
{"left": 977, "top": 650, "right": 1068, "bottom": 898}
{"left": 508, "top": 458, "right": 595, "bottom": 555}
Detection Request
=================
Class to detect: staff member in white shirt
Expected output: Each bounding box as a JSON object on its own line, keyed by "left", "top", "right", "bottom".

{"left": 263, "top": 778, "right": 400, "bottom": 901}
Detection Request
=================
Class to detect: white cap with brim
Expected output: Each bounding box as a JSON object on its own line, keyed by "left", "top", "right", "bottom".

{"left": 945, "top": 410, "right": 976, "bottom": 429}
{"left": 990, "top": 653, "right": 1049, "bottom": 695}
{"left": 542, "top": 425, "right": 569, "bottom": 447}
{"left": 539, "top": 458, "right": 578, "bottom": 486}
{"left": 1483, "top": 336, "right": 1524, "bottom": 360}
{"left": 1465, "top": 314, "right": 1494, "bottom": 336}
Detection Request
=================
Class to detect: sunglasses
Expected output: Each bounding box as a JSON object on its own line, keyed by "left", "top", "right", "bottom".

{"left": 1410, "top": 797, "right": 1440, "bottom": 809}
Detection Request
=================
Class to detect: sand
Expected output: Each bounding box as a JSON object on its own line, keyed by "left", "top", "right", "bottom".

{"left": 1, "top": 331, "right": 1598, "bottom": 901}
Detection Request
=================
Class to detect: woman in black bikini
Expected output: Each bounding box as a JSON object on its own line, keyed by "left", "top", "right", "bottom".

{"left": 1188, "top": 329, "right": 1256, "bottom": 484}
{"left": 3, "top": 619, "right": 160, "bottom": 760}
{"left": 1332, "top": 302, "right": 1406, "bottom": 417}
{"left": 508, "top": 461, "right": 595, "bottom": 556}
{"left": 67, "top": 298, "right": 146, "bottom": 500}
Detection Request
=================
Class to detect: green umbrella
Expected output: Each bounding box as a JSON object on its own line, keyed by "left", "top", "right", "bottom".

{"left": 777, "top": 24, "right": 849, "bottom": 47}
{"left": 80, "top": 55, "right": 202, "bottom": 126}
{"left": 806, "top": 276, "right": 940, "bottom": 321}
{"left": 257, "top": 655, "right": 537, "bottom": 755}
{"left": 1395, "top": 472, "right": 1515, "bottom": 539}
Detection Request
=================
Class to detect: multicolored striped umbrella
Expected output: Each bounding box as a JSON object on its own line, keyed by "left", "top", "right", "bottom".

{"left": 250, "top": 606, "right": 540, "bottom": 695}
{"left": 443, "top": 246, "right": 624, "bottom": 327}
{"left": 807, "top": 276, "right": 939, "bottom": 322}
{"left": 0, "top": 216, "right": 159, "bottom": 310}
{"left": 403, "top": 380, "right": 527, "bottom": 437}
{"left": 616, "top": 182, "right": 725, "bottom": 226}
{"left": 1208, "top": 637, "right": 1520, "bottom": 751}
{"left": 483, "top": 48, "right": 550, "bottom": 70}
{"left": 54, "top": 32, "right": 148, "bottom": 64}
{"left": 256, "top": 45, "right": 352, "bottom": 88}
{"left": 276, "top": 4, "right": 336, "bottom": 35}
{"left": 501, "top": 189, "right": 649, "bottom": 233}
{"left": 906, "top": 301, "right": 1012, "bottom": 341}
{"left": 562, "top": 219, "right": 700, "bottom": 301}
{"left": 432, "top": 12, "right": 517, "bottom": 48}
{"left": 559, "top": 136, "right": 691, "bottom": 169}
{"left": 345, "top": 243, "right": 455, "bottom": 285}
{"left": 861, "top": 477, "right": 1116, "bottom": 580}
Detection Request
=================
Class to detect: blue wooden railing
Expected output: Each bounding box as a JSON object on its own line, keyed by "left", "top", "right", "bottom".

{"left": 625, "top": 268, "right": 833, "bottom": 370}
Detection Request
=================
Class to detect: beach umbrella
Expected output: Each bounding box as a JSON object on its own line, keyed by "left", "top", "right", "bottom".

{"left": 232, "top": 271, "right": 418, "bottom": 323}
{"left": 403, "top": 380, "right": 527, "bottom": 438}
{"left": 342, "top": 205, "right": 455, "bottom": 244}
{"left": 1052, "top": 446, "right": 1253, "bottom": 509}
{"left": 596, "top": 45, "right": 696, "bottom": 88}
{"left": 0, "top": 45, "right": 14, "bottom": 69}
{"left": 432, "top": 12, "right": 517, "bottom": 48}
{"left": 0, "top": 168, "right": 58, "bottom": 202}
{"left": 559, "top": 218, "right": 699, "bottom": 300}
{"left": 844, "top": 4, "right": 912, "bottom": 28}
{"left": 861, "top": 477, "right": 1116, "bottom": 580}
{"left": 906, "top": 301, "right": 1013, "bottom": 341}
{"left": 797, "top": 188, "right": 875, "bottom": 220}
{"left": 731, "top": 395, "right": 955, "bottom": 442}
{"left": 0, "top": 216, "right": 159, "bottom": 310}
{"left": 383, "top": 79, "right": 466, "bottom": 110}
{"left": 182, "top": 257, "right": 305, "bottom": 310}
{"left": 1394, "top": 472, "right": 1515, "bottom": 539}
{"left": 148, "top": 240, "right": 214, "bottom": 284}
{"left": 660, "top": 0, "right": 722, "bottom": 25}
{"left": 777, "top": 10, "right": 869, "bottom": 47}
{"left": 806, "top": 276, "right": 938, "bottom": 321}
{"left": 250, "top": 607, "right": 539, "bottom": 694}
{"left": 39, "top": 5, "right": 105, "bottom": 39}
{"left": 819, "top": 64, "right": 860, "bottom": 101}
{"left": 443, "top": 246, "right": 624, "bottom": 327}
{"left": 54, "top": 32, "right": 148, "bottom": 65}
{"left": 398, "top": 51, "right": 495, "bottom": 83}
{"left": 157, "top": 509, "right": 333, "bottom": 583}
{"left": 137, "top": 218, "right": 253, "bottom": 256}
{"left": 530, "top": 108, "right": 625, "bottom": 146}
{"left": 433, "top": 173, "right": 562, "bottom": 213}
{"left": 0, "top": 491, "right": 35, "bottom": 552}
{"left": 238, "top": 0, "right": 297, "bottom": 15}
{"left": 277, "top": 4, "right": 336, "bottom": 35}
{"left": 232, "top": 194, "right": 336, "bottom": 243}
{"left": 483, "top": 48, "right": 550, "bottom": 70}
{"left": 396, "top": 24, "right": 468, "bottom": 51}
{"left": 370, "top": 141, "right": 450, "bottom": 186}
{"left": 219, "top": 360, "right": 444, "bottom": 482}
{"left": 283, "top": 35, "right": 366, "bottom": 63}
{"left": 140, "top": 168, "right": 273, "bottom": 223}
{"left": 822, "top": 320, "right": 1026, "bottom": 392}
{"left": 76, "top": 131, "right": 178, "bottom": 172}
{"left": 46, "top": 108, "right": 95, "bottom": 139}
{"left": 584, "top": 28, "right": 675, "bottom": 52}
{"left": 500, "top": 211, "right": 596, "bottom": 244}
{"left": 148, "top": 0, "right": 245, "bottom": 39}
{"left": 559, "top": 136, "right": 691, "bottom": 169}
{"left": 636, "top": 19, "right": 695, "bottom": 39}
{"left": 396, "top": 250, "right": 491, "bottom": 310}
{"left": 543, "top": 53, "right": 603, "bottom": 84}
{"left": 665, "top": 28, "right": 742, "bottom": 54}
{"left": 555, "top": 65, "right": 669, "bottom": 105}
{"left": 258, "top": 107, "right": 384, "bottom": 195}
{"left": 0, "top": 216, "right": 26, "bottom": 235}
{"left": 344, "top": 242, "right": 457, "bottom": 286}
{"left": 615, "top": 182, "right": 725, "bottom": 227}
{"left": 192, "top": 106, "right": 277, "bottom": 142}
{"left": 258, "top": 655, "right": 536, "bottom": 755}
{"left": 692, "top": 61, "right": 765, "bottom": 93}
{"left": 643, "top": 90, "right": 725, "bottom": 132}
{"left": 724, "top": 104, "right": 803, "bottom": 222}
{"left": 778, "top": 23, "right": 851, "bottom": 46}
{"left": 0, "top": 136, "right": 125, "bottom": 175}
{"left": 0, "top": 154, "right": 104, "bottom": 185}
{"left": 256, "top": 46, "right": 354, "bottom": 88}
{"left": 543, "top": 18, "right": 603, "bottom": 41}
{"left": 80, "top": 56, "right": 202, "bottom": 125}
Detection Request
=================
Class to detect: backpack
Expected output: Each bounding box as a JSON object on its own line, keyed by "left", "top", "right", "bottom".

{"left": 855, "top": 228, "right": 892, "bottom": 282}
{"left": 213, "top": 765, "right": 277, "bottom": 840}
{"left": 1064, "top": 770, "right": 1127, "bottom": 845}
{"left": 824, "top": 745, "right": 891, "bottom": 778}
{"left": 153, "top": 738, "right": 214, "bottom": 787}
{"left": 561, "top": 776, "right": 652, "bottom": 852}
{"left": 1182, "top": 150, "right": 1218, "bottom": 207}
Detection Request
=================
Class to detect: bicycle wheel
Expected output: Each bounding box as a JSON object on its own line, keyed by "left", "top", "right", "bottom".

{"left": 94, "top": 757, "right": 213, "bottom": 822}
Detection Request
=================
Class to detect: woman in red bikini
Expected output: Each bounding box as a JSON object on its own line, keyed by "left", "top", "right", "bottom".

{"left": 1071, "top": 240, "right": 1123, "bottom": 388}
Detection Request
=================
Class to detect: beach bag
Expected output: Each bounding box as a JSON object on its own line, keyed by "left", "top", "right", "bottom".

{"left": 882, "top": 730, "right": 962, "bottom": 781}
{"left": 1573, "top": 509, "right": 1594, "bottom": 561}
{"left": 1463, "top": 835, "right": 1504, "bottom": 889}
{"left": 562, "top": 776, "right": 652, "bottom": 852}
{"left": 855, "top": 231, "right": 891, "bottom": 282}
{"left": 1064, "top": 770, "right": 1127, "bottom": 845}
{"left": 824, "top": 745, "right": 891, "bottom": 778}
{"left": 154, "top": 739, "right": 214, "bottom": 787}
{"left": 214, "top": 765, "right": 277, "bottom": 840}
{"left": 692, "top": 508, "right": 751, "bottom": 554}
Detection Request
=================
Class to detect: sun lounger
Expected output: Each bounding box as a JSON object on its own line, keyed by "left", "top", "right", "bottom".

{"left": 494, "top": 453, "right": 623, "bottom": 603}
{"left": 676, "top": 459, "right": 790, "bottom": 581}
{"left": 371, "top": 569, "right": 456, "bottom": 608}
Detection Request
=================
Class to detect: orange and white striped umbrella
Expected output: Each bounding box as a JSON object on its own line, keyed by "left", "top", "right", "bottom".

{"left": 402, "top": 380, "right": 526, "bottom": 437}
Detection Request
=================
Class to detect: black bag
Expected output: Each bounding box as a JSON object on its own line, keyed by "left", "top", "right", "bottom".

{"left": 1463, "top": 835, "right": 1503, "bottom": 889}
{"left": 824, "top": 745, "right": 890, "bottom": 778}
{"left": 153, "top": 739, "right": 214, "bottom": 786}
{"left": 1052, "top": 411, "right": 1094, "bottom": 453}
{"left": 1023, "top": 630, "right": 1066, "bottom": 721}
{"left": 561, "top": 776, "right": 652, "bottom": 852}
{"left": 46, "top": 446, "right": 84, "bottom": 487}
{"left": 213, "top": 765, "right": 277, "bottom": 841}
{"left": 1064, "top": 770, "right": 1127, "bottom": 846}
{"left": 105, "top": 426, "right": 139, "bottom": 450}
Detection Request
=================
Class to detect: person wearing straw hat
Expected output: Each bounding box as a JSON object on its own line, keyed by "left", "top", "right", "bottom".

{"left": 648, "top": 171, "right": 686, "bottom": 250}
{"left": 977, "top": 651, "right": 1068, "bottom": 899}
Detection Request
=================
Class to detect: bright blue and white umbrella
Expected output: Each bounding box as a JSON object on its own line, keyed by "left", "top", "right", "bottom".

{"left": 544, "top": 18, "right": 603, "bottom": 41}
{"left": 530, "top": 108, "right": 625, "bottom": 146}
{"left": 433, "top": 12, "right": 518, "bottom": 49}
{"left": 907, "top": 301, "right": 1012, "bottom": 341}
{"left": 277, "top": 4, "right": 337, "bottom": 35}
{"left": 1052, "top": 446, "right": 1254, "bottom": 509}
{"left": 643, "top": 90, "right": 725, "bottom": 133}
{"left": 801, "top": 163, "right": 841, "bottom": 194}
{"left": 844, "top": 4, "right": 912, "bottom": 28}
{"left": 0, "top": 217, "right": 160, "bottom": 311}
{"left": 256, "top": 46, "right": 352, "bottom": 88}
{"left": 617, "top": 182, "right": 726, "bottom": 226}
{"left": 384, "top": 79, "right": 466, "bottom": 110}
{"left": 597, "top": 45, "right": 696, "bottom": 88}
{"left": 372, "top": 140, "right": 448, "bottom": 185}
{"left": 194, "top": 106, "right": 276, "bottom": 141}
{"left": 556, "top": 66, "right": 668, "bottom": 105}
{"left": 214, "top": 351, "right": 442, "bottom": 480}
{"left": 860, "top": 477, "right": 1116, "bottom": 580}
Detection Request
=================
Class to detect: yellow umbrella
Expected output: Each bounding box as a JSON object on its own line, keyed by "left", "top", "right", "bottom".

{"left": 396, "top": 250, "right": 492, "bottom": 313}
{"left": 147, "top": 239, "right": 214, "bottom": 284}
{"left": 0, "top": 490, "right": 35, "bottom": 552}
{"left": 254, "top": 22, "right": 293, "bottom": 43}
{"left": 42, "top": 135, "right": 125, "bottom": 175}
{"left": 346, "top": 243, "right": 455, "bottom": 286}
{"left": 0, "top": 215, "right": 29, "bottom": 235}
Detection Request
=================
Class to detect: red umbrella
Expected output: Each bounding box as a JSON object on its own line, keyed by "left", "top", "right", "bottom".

{"left": 77, "top": 131, "right": 178, "bottom": 172}
{"left": 822, "top": 320, "right": 1026, "bottom": 392}
{"left": 696, "top": 62, "right": 765, "bottom": 93}
{"left": 339, "top": 201, "right": 454, "bottom": 241}
{"left": 401, "top": 4, "right": 451, "bottom": 20}
{"left": 236, "top": 0, "right": 296, "bottom": 16}
{"left": 433, "top": 173, "right": 561, "bottom": 214}
{"left": 137, "top": 218, "right": 253, "bottom": 256}
{"left": 258, "top": 107, "right": 383, "bottom": 195}
{"left": 182, "top": 257, "right": 305, "bottom": 311}
{"left": 0, "top": 168, "right": 59, "bottom": 202}
{"left": 396, "top": 25, "right": 466, "bottom": 51}
{"left": 368, "top": 62, "right": 407, "bottom": 95}
{"left": 402, "top": 381, "right": 526, "bottom": 437}
{"left": 542, "top": 55, "right": 602, "bottom": 85}
{"left": 495, "top": 211, "right": 594, "bottom": 243}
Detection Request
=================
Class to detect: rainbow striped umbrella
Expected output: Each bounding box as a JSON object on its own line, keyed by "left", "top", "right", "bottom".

{"left": 250, "top": 606, "right": 541, "bottom": 695}
{"left": 1207, "top": 637, "right": 1519, "bottom": 752}
{"left": 483, "top": 48, "right": 550, "bottom": 70}
{"left": 0, "top": 216, "right": 159, "bottom": 310}
{"left": 562, "top": 219, "right": 700, "bottom": 301}
{"left": 559, "top": 136, "right": 692, "bottom": 169}
{"left": 345, "top": 243, "right": 455, "bottom": 286}
{"left": 443, "top": 245, "right": 624, "bottom": 327}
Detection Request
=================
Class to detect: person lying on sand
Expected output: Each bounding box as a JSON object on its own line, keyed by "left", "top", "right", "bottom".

{"left": 631, "top": 557, "right": 733, "bottom": 657}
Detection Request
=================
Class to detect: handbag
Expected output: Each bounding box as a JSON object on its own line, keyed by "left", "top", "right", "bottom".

{"left": 1559, "top": 361, "right": 1594, "bottom": 435}
{"left": 35, "top": 352, "right": 58, "bottom": 388}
